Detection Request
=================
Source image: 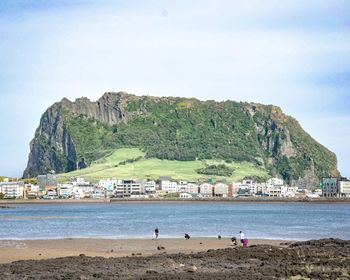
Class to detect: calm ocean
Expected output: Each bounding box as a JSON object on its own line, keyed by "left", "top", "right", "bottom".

{"left": 0, "top": 202, "right": 349, "bottom": 240}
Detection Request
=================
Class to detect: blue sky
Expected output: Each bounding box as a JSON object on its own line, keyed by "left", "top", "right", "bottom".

{"left": 0, "top": 0, "right": 349, "bottom": 177}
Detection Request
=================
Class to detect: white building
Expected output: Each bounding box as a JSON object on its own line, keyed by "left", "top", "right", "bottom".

{"left": 340, "top": 181, "right": 350, "bottom": 197}
{"left": 160, "top": 180, "right": 179, "bottom": 193}
{"left": 185, "top": 183, "right": 199, "bottom": 194}
{"left": 144, "top": 181, "right": 156, "bottom": 194}
{"left": 46, "top": 189, "right": 57, "bottom": 197}
{"left": 58, "top": 184, "right": 74, "bottom": 198}
{"left": 265, "top": 177, "right": 288, "bottom": 197}
{"left": 99, "top": 178, "right": 119, "bottom": 189}
{"left": 98, "top": 178, "right": 121, "bottom": 197}
{"left": 115, "top": 179, "right": 142, "bottom": 197}
{"left": 25, "top": 184, "right": 40, "bottom": 199}
{"left": 0, "top": 181, "right": 24, "bottom": 199}
{"left": 131, "top": 183, "right": 142, "bottom": 196}
{"left": 91, "top": 189, "right": 106, "bottom": 199}
{"left": 285, "top": 186, "right": 298, "bottom": 197}
{"left": 76, "top": 177, "right": 87, "bottom": 184}
{"left": 179, "top": 192, "right": 193, "bottom": 199}
{"left": 68, "top": 177, "right": 95, "bottom": 198}
{"left": 176, "top": 181, "right": 188, "bottom": 192}
{"left": 268, "top": 186, "right": 282, "bottom": 197}
{"left": 256, "top": 183, "right": 268, "bottom": 195}
{"left": 214, "top": 183, "right": 229, "bottom": 197}
{"left": 72, "top": 185, "right": 94, "bottom": 199}
{"left": 199, "top": 183, "right": 213, "bottom": 197}
{"left": 236, "top": 183, "right": 251, "bottom": 193}
{"left": 248, "top": 184, "right": 259, "bottom": 195}
{"left": 242, "top": 179, "right": 255, "bottom": 186}
{"left": 267, "top": 178, "right": 284, "bottom": 186}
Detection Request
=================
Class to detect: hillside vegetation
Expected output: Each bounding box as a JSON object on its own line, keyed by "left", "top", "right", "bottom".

{"left": 24, "top": 92, "right": 339, "bottom": 187}
{"left": 59, "top": 148, "right": 269, "bottom": 182}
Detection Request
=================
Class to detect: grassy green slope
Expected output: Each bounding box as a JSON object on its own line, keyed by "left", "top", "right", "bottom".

{"left": 53, "top": 96, "right": 337, "bottom": 183}
{"left": 59, "top": 148, "right": 269, "bottom": 182}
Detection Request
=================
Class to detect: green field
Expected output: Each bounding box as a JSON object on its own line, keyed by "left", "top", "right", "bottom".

{"left": 59, "top": 148, "right": 269, "bottom": 182}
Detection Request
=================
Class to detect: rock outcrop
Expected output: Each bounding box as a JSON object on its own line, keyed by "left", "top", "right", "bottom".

{"left": 23, "top": 92, "right": 339, "bottom": 186}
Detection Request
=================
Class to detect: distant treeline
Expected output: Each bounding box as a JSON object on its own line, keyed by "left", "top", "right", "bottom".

{"left": 196, "top": 164, "right": 234, "bottom": 177}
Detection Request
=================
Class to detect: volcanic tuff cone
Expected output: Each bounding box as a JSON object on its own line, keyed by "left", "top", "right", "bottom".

{"left": 24, "top": 92, "right": 339, "bottom": 187}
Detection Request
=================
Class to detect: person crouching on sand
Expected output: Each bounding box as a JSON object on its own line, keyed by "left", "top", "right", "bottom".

{"left": 240, "top": 230, "right": 248, "bottom": 247}
{"left": 231, "top": 237, "right": 237, "bottom": 246}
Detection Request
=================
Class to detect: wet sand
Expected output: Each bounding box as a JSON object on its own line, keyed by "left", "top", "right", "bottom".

{"left": 0, "top": 238, "right": 349, "bottom": 279}
{"left": 0, "top": 237, "right": 285, "bottom": 264}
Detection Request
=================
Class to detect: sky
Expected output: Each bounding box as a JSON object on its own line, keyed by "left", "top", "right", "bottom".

{"left": 0, "top": 0, "right": 349, "bottom": 177}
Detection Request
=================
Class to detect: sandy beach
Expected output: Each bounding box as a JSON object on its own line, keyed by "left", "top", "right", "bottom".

{"left": 0, "top": 237, "right": 286, "bottom": 264}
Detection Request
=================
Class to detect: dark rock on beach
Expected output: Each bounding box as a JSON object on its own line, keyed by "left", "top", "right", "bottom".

{"left": 0, "top": 238, "right": 349, "bottom": 279}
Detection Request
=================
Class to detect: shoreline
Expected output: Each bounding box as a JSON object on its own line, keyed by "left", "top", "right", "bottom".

{"left": 0, "top": 237, "right": 290, "bottom": 264}
{"left": 1, "top": 238, "right": 348, "bottom": 279}
{"left": 0, "top": 235, "right": 299, "bottom": 241}
{"left": 1, "top": 197, "right": 350, "bottom": 205}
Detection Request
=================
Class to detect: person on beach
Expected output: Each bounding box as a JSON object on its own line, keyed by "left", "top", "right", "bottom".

{"left": 231, "top": 237, "right": 237, "bottom": 246}
{"left": 154, "top": 228, "right": 159, "bottom": 239}
{"left": 240, "top": 230, "right": 248, "bottom": 247}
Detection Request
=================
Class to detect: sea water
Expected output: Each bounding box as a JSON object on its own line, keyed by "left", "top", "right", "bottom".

{"left": 0, "top": 202, "right": 349, "bottom": 240}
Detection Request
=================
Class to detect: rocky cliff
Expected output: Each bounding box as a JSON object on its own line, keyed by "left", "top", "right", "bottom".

{"left": 23, "top": 92, "right": 339, "bottom": 186}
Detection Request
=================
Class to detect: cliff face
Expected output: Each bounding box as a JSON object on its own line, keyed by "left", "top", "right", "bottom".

{"left": 24, "top": 102, "right": 77, "bottom": 177}
{"left": 23, "top": 92, "right": 339, "bottom": 186}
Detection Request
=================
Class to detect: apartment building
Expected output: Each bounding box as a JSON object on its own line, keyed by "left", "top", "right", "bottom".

{"left": 58, "top": 184, "right": 74, "bottom": 198}
{"left": 185, "top": 183, "right": 199, "bottom": 194}
{"left": 322, "top": 177, "right": 339, "bottom": 197}
{"left": 144, "top": 181, "right": 156, "bottom": 194}
{"left": 322, "top": 177, "right": 350, "bottom": 197}
{"left": 115, "top": 179, "right": 142, "bottom": 197}
{"left": 339, "top": 180, "right": 350, "bottom": 197}
{"left": 199, "top": 183, "right": 213, "bottom": 197}
{"left": 160, "top": 180, "right": 178, "bottom": 193}
{"left": 214, "top": 183, "right": 230, "bottom": 197}
{"left": 0, "top": 181, "right": 24, "bottom": 198}
{"left": 25, "top": 184, "right": 40, "bottom": 199}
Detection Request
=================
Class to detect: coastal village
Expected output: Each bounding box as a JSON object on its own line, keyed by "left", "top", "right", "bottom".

{"left": 0, "top": 174, "right": 349, "bottom": 200}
